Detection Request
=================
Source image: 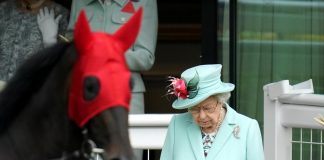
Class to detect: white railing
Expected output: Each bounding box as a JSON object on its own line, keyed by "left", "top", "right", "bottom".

{"left": 128, "top": 114, "right": 174, "bottom": 159}
{"left": 263, "top": 79, "right": 324, "bottom": 160}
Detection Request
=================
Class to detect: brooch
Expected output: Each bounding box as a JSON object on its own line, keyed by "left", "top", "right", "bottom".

{"left": 233, "top": 125, "right": 240, "bottom": 139}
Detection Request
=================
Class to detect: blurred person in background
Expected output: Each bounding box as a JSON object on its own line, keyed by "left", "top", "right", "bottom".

{"left": 0, "top": 0, "right": 68, "bottom": 86}
{"left": 66, "top": 1, "right": 158, "bottom": 159}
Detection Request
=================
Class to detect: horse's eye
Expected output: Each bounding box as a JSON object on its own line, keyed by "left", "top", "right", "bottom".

{"left": 83, "top": 76, "right": 100, "bottom": 101}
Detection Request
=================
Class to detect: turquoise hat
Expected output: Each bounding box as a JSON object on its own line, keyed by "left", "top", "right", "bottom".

{"left": 171, "top": 64, "right": 235, "bottom": 109}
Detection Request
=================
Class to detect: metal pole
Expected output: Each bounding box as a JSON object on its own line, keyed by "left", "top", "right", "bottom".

{"left": 229, "top": 0, "right": 237, "bottom": 109}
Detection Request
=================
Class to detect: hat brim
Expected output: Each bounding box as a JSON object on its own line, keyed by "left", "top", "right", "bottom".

{"left": 172, "top": 83, "right": 234, "bottom": 109}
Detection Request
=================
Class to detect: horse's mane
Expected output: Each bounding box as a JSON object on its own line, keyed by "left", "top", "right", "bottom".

{"left": 0, "top": 42, "right": 73, "bottom": 133}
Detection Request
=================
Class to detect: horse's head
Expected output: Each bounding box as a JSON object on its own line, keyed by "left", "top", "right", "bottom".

{"left": 68, "top": 8, "right": 143, "bottom": 160}
{"left": 0, "top": 7, "right": 141, "bottom": 160}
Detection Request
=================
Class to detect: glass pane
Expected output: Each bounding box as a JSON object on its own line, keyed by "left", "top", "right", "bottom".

{"left": 218, "top": 0, "right": 231, "bottom": 82}
{"left": 235, "top": 0, "right": 324, "bottom": 126}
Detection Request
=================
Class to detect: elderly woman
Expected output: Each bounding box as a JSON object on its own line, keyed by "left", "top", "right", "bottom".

{"left": 160, "top": 64, "right": 264, "bottom": 160}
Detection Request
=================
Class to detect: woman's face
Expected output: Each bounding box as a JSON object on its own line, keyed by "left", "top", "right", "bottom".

{"left": 189, "top": 96, "right": 222, "bottom": 133}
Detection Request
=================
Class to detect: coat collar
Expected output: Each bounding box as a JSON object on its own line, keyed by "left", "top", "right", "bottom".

{"left": 84, "top": 0, "right": 128, "bottom": 6}
{"left": 206, "top": 104, "right": 238, "bottom": 160}
{"left": 187, "top": 123, "right": 205, "bottom": 160}
{"left": 186, "top": 103, "right": 238, "bottom": 160}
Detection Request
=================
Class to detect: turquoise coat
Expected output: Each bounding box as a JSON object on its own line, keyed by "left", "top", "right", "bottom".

{"left": 67, "top": 0, "right": 158, "bottom": 112}
{"left": 160, "top": 104, "right": 265, "bottom": 160}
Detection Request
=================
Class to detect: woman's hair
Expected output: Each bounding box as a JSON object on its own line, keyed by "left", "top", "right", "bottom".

{"left": 213, "top": 92, "right": 231, "bottom": 103}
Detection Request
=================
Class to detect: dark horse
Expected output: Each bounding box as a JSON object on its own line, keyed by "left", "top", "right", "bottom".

{"left": 0, "top": 8, "right": 143, "bottom": 160}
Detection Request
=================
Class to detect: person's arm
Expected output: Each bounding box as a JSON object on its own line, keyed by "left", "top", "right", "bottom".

{"left": 125, "top": 0, "right": 158, "bottom": 72}
{"left": 246, "top": 120, "right": 265, "bottom": 160}
{"left": 160, "top": 115, "right": 176, "bottom": 160}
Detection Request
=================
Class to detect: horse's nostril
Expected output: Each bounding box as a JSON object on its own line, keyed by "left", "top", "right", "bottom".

{"left": 83, "top": 76, "right": 100, "bottom": 101}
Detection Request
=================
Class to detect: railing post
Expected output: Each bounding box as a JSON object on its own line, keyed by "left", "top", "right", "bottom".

{"left": 264, "top": 80, "right": 292, "bottom": 160}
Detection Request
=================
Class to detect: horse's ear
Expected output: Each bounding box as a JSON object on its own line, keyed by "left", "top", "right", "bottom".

{"left": 113, "top": 7, "right": 143, "bottom": 53}
{"left": 74, "top": 10, "right": 92, "bottom": 55}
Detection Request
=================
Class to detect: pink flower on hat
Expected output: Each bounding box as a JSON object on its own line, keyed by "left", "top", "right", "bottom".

{"left": 168, "top": 77, "right": 188, "bottom": 99}
{"left": 167, "top": 71, "right": 199, "bottom": 99}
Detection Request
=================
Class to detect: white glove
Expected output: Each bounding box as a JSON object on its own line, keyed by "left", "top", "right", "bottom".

{"left": 37, "top": 7, "right": 62, "bottom": 47}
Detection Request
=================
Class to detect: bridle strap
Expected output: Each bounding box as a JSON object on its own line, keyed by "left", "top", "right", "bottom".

{"left": 81, "top": 129, "right": 105, "bottom": 160}
{"left": 49, "top": 129, "right": 105, "bottom": 160}
{"left": 49, "top": 143, "right": 104, "bottom": 160}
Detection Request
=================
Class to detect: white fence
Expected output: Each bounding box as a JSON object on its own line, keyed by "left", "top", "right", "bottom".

{"left": 264, "top": 79, "right": 324, "bottom": 160}
{"left": 128, "top": 114, "right": 174, "bottom": 159}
